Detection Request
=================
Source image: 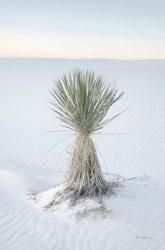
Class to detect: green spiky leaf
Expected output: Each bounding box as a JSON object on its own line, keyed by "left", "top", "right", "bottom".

{"left": 50, "top": 70, "right": 124, "bottom": 135}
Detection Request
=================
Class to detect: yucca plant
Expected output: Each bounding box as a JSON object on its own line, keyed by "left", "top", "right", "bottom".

{"left": 50, "top": 70, "right": 124, "bottom": 202}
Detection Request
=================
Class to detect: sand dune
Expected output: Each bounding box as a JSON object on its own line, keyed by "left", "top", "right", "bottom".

{"left": 0, "top": 59, "right": 165, "bottom": 250}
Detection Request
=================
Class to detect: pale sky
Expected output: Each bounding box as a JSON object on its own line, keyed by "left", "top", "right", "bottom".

{"left": 0, "top": 0, "right": 165, "bottom": 59}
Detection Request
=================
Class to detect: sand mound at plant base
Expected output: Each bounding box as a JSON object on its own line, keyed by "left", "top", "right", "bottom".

{"left": 33, "top": 184, "right": 112, "bottom": 218}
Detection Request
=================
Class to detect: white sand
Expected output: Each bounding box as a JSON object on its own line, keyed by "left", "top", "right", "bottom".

{"left": 0, "top": 59, "right": 165, "bottom": 250}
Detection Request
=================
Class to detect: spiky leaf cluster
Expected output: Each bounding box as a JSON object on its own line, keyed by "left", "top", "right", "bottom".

{"left": 50, "top": 70, "right": 124, "bottom": 135}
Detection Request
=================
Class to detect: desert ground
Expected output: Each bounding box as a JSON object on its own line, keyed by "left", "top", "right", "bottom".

{"left": 0, "top": 59, "right": 165, "bottom": 250}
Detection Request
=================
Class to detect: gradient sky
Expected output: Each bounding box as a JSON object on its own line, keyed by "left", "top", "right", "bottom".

{"left": 0, "top": 0, "right": 165, "bottom": 59}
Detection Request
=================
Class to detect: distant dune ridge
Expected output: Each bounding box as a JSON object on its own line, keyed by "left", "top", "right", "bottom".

{"left": 0, "top": 59, "right": 165, "bottom": 250}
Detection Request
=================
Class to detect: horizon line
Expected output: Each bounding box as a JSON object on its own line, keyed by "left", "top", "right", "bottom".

{"left": 0, "top": 57, "right": 165, "bottom": 61}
